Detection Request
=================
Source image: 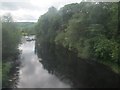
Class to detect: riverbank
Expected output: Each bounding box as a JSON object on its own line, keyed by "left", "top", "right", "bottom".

{"left": 2, "top": 52, "right": 20, "bottom": 88}
{"left": 98, "top": 61, "right": 120, "bottom": 74}
{"left": 36, "top": 41, "right": 120, "bottom": 75}
{"left": 54, "top": 42, "right": 120, "bottom": 75}
{"left": 36, "top": 42, "right": 119, "bottom": 88}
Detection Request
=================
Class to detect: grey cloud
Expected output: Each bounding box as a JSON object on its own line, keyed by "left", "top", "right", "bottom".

{"left": 0, "top": 2, "right": 41, "bottom": 11}
{"left": 20, "top": 15, "right": 37, "bottom": 20}
{"left": 0, "top": 0, "right": 82, "bottom": 22}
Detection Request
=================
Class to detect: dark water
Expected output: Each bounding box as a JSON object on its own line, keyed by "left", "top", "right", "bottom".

{"left": 36, "top": 42, "right": 120, "bottom": 88}
{"left": 13, "top": 36, "right": 119, "bottom": 88}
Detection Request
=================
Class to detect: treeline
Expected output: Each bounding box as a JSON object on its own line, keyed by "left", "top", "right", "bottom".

{"left": 15, "top": 22, "right": 36, "bottom": 35}
{"left": 2, "top": 14, "right": 21, "bottom": 87}
{"left": 35, "top": 2, "right": 120, "bottom": 73}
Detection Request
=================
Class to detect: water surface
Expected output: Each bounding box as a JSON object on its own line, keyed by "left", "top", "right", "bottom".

{"left": 36, "top": 42, "right": 120, "bottom": 88}
{"left": 14, "top": 36, "right": 119, "bottom": 88}
{"left": 17, "top": 36, "right": 71, "bottom": 88}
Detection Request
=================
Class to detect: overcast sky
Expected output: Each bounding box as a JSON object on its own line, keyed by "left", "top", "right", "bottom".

{"left": 0, "top": 0, "right": 82, "bottom": 22}
{"left": 0, "top": 0, "right": 119, "bottom": 22}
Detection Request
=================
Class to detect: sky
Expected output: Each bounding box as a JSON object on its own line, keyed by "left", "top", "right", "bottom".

{"left": 0, "top": 0, "right": 82, "bottom": 22}
{"left": 0, "top": 0, "right": 119, "bottom": 22}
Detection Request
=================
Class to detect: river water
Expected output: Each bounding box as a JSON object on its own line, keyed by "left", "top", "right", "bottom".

{"left": 13, "top": 36, "right": 119, "bottom": 88}
{"left": 16, "top": 36, "right": 71, "bottom": 88}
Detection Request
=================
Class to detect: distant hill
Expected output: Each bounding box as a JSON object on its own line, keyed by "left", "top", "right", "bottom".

{"left": 13, "top": 22, "right": 36, "bottom": 35}
{"left": 14, "top": 22, "right": 36, "bottom": 29}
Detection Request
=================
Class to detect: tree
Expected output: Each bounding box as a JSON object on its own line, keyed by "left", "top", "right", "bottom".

{"left": 2, "top": 13, "right": 21, "bottom": 61}
{"left": 2, "top": 13, "right": 13, "bottom": 22}
{"left": 35, "top": 2, "right": 120, "bottom": 73}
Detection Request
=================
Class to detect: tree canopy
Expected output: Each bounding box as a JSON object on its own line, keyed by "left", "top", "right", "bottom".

{"left": 35, "top": 2, "right": 120, "bottom": 73}
{"left": 2, "top": 14, "right": 21, "bottom": 87}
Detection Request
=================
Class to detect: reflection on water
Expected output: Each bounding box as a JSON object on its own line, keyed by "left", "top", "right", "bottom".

{"left": 15, "top": 36, "right": 120, "bottom": 88}
{"left": 36, "top": 42, "right": 120, "bottom": 88}
{"left": 17, "top": 36, "right": 71, "bottom": 88}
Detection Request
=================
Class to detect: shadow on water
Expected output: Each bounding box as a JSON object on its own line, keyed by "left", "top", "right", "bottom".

{"left": 36, "top": 42, "right": 120, "bottom": 88}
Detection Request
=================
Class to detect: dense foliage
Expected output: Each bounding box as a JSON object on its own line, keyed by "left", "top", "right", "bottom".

{"left": 2, "top": 14, "right": 21, "bottom": 87}
{"left": 35, "top": 2, "right": 120, "bottom": 73}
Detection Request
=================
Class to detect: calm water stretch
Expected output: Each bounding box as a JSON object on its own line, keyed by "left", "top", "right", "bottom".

{"left": 12, "top": 36, "right": 119, "bottom": 88}
{"left": 16, "top": 36, "right": 70, "bottom": 88}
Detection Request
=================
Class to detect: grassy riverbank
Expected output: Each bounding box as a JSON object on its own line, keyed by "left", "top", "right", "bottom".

{"left": 2, "top": 62, "right": 12, "bottom": 87}
{"left": 2, "top": 14, "right": 21, "bottom": 88}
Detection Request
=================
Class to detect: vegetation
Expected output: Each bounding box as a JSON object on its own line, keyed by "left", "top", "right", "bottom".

{"left": 0, "top": 17, "right": 2, "bottom": 89}
{"left": 15, "top": 22, "right": 36, "bottom": 35}
{"left": 0, "top": 63, "right": 2, "bottom": 88}
{"left": 2, "top": 13, "right": 21, "bottom": 87}
{"left": 37, "top": 42, "right": 119, "bottom": 88}
{"left": 1, "top": 1, "right": 120, "bottom": 88}
{"left": 35, "top": 2, "right": 120, "bottom": 73}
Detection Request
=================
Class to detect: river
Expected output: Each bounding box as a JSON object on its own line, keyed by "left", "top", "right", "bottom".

{"left": 12, "top": 36, "right": 119, "bottom": 88}
{"left": 16, "top": 36, "right": 71, "bottom": 88}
